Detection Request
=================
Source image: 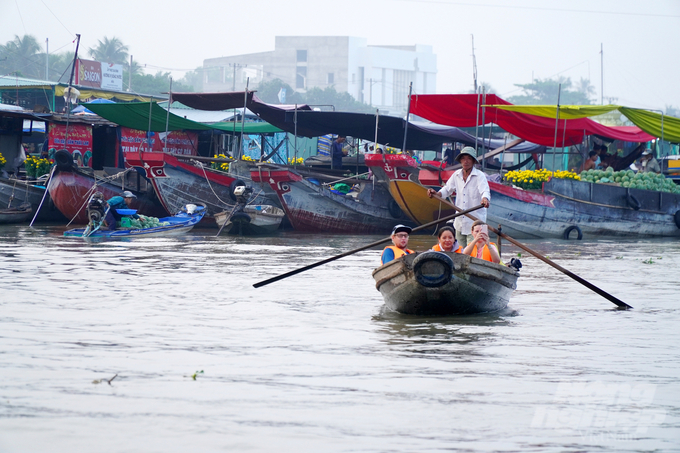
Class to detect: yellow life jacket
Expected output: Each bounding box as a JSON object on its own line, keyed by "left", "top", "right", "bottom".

{"left": 470, "top": 243, "right": 498, "bottom": 262}
{"left": 381, "top": 245, "right": 414, "bottom": 265}
{"left": 432, "top": 244, "right": 462, "bottom": 253}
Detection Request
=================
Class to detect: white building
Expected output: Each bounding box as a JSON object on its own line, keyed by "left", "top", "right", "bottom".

{"left": 202, "top": 36, "right": 437, "bottom": 114}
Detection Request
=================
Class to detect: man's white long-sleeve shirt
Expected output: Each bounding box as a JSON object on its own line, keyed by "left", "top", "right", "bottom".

{"left": 438, "top": 167, "right": 491, "bottom": 235}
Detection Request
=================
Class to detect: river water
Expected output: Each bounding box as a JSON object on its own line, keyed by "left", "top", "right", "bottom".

{"left": 0, "top": 224, "right": 678, "bottom": 452}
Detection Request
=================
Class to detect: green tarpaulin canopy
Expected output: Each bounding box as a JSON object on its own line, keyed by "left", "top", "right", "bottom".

{"left": 211, "top": 121, "right": 283, "bottom": 134}
{"left": 83, "top": 102, "right": 282, "bottom": 134}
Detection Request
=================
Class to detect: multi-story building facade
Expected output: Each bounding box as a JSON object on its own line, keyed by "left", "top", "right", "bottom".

{"left": 202, "top": 36, "right": 436, "bottom": 115}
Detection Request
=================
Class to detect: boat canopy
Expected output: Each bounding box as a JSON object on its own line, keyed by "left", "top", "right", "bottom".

{"left": 408, "top": 94, "right": 657, "bottom": 147}
{"left": 488, "top": 104, "right": 680, "bottom": 144}
{"left": 83, "top": 101, "right": 282, "bottom": 134}
{"left": 95, "top": 93, "right": 544, "bottom": 152}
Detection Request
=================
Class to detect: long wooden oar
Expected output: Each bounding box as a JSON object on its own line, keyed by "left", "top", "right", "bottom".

{"left": 253, "top": 204, "right": 485, "bottom": 288}
{"left": 435, "top": 196, "right": 632, "bottom": 309}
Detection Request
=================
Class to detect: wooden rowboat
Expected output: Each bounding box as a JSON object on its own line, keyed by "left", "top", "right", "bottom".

{"left": 214, "top": 204, "right": 285, "bottom": 235}
{"left": 372, "top": 251, "right": 519, "bottom": 315}
{"left": 0, "top": 203, "right": 33, "bottom": 224}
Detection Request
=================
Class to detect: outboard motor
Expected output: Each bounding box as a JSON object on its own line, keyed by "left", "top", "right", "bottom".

{"left": 232, "top": 184, "right": 253, "bottom": 208}
{"left": 508, "top": 258, "right": 523, "bottom": 271}
{"left": 87, "top": 192, "right": 108, "bottom": 225}
{"left": 230, "top": 184, "right": 254, "bottom": 235}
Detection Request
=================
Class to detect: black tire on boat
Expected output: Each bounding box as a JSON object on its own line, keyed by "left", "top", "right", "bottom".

{"left": 412, "top": 251, "right": 454, "bottom": 288}
{"left": 674, "top": 211, "right": 680, "bottom": 229}
{"left": 388, "top": 199, "right": 403, "bottom": 219}
{"left": 54, "top": 149, "right": 73, "bottom": 171}
{"left": 230, "top": 212, "right": 251, "bottom": 224}
{"left": 627, "top": 193, "right": 641, "bottom": 211}
{"left": 563, "top": 225, "right": 583, "bottom": 240}
{"left": 229, "top": 179, "right": 247, "bottom": 202}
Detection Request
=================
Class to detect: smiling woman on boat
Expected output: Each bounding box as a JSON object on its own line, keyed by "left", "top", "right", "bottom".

{"left": 432, "top": 226, "right": 462, "bottom": 253}
{"left": 380, "top": 224, "right": 414, "bottom": 265}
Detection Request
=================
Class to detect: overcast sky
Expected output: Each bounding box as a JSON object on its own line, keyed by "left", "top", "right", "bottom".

{"left": 2, "top": 0, "right": 679, "bottom": 111}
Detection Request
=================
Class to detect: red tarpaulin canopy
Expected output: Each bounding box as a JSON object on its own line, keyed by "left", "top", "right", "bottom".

{"left": 409, "top": 94, "right": 654, "bottom": 147}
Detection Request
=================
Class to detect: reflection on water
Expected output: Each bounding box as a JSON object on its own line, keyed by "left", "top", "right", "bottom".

{"left": 373, "top": 306, "right": 519, "bottom": 356}
{"left": 0, "top": 224, "right": 679, "bottom": 452}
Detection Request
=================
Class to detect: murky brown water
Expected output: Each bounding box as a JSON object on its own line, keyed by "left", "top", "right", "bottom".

{"left": 1, "top": 224, "right": 678, "bottom": 452}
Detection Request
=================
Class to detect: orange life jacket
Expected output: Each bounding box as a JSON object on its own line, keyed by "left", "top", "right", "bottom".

{"left": 470, "top": 243, "right": 498, "bottom": 262}
{"left": 381, "top": 245, "right": 414, "bottom": 265}
{"left": 432, "top": 244, "right": 462, "bottom": 253}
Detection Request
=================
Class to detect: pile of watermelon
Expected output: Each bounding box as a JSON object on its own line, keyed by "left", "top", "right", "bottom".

{"left": 579, "top": 168, "right": 680, "bottom": 194}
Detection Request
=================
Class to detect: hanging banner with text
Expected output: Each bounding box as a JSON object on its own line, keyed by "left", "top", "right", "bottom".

{"left": 48, "top": 123, "right": 93, "bottom": 167}
{"left": 75, "top": 59, "right": 124, "bottom": 91}
{"left": 119, "top": 128, "right": 198, "bottom": 156}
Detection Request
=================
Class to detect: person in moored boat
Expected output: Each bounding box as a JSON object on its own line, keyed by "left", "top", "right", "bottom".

{"left": 381, "top": 224, "right": 414, "bottom": 265}
{"left": 104, "top": 190, "right": 137, "bottom": 229}
{"left": 426, "top": 146, "right": 490, "bottom": 248}
{"left": 463, "top": 220, "right": 501, "bottom": 264}
{"left": 580, "top": 151, "right": 599, "bottom": 172}
{"left": 432, "top": 226, "right": 462, "bottom": 253}
{"left": 640, "top": 149, "right": 661, "bottom": 173}
{"left": 330, "top": 135, "right": 347, "bottom": 169}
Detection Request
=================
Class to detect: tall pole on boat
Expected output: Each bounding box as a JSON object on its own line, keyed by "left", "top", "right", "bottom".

{"left": 471, "top": 35, "right": 478, "bottom": 94}
{"left": 481, "top": 87, "right": 486, "bottom": 170}
{"left": 374, "top": 108, "right": 379, "bottom": 150}
{"left": 239, "top": 78, "right": 249, "bottom": 160}
{"left": 401, "top": 82, "right": 412, "bottom": 154}
{"left": 147, "top": 95, "right": 153, "bottom": 153}
{"left": 164, "top": 77, "right": 172, "bottom": 153}
{"left": 64, "top": 34, "right": 80, "bottom": 148}
{"left": 600, "top": 43, "right": 604, "bottom": 105}
{"left": 552, "top": 83, "right": 562, "bottom": 172}
{"left": 294, "top": 104, "right": 298, "bottom": 167}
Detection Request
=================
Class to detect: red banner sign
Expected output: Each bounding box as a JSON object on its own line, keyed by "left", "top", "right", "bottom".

{"left": 48, "top": 123, "right": 93, "bottom": 167}
{"left": 120, "top": 128, "right": 198, "bottom": 155}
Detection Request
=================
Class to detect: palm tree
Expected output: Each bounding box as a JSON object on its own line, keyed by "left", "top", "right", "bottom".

{"left": 0, "top": 34, "right": 43, "bottom": 78}
{"left": 48, "top": 51, "right": 75, "bottom": 82}
{"left": 88, "top": 37, "right": 129, "bottom": 65}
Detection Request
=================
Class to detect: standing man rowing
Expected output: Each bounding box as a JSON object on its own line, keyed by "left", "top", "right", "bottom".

{"left": 426, "top": 146, "right": 490, "bottom": 247}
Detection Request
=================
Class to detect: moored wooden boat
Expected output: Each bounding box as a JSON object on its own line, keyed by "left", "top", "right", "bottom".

{"left": 365, "top": 153, "right": 458, "bottom": 225}
{"left": 0, "top": 177, "right": 66, "bottom": 222}
{"left": 250, "top": 163, "right": 413, "bottom": 234}
{"left": 214, "top": 204, "right": 285, "bottom": 235}
{"left": 372, "top": 251, "right": 519, "bottom": 315}
{"left": 483, "top": 178, "right": 680, "bottom": 238}
{"left": 0, "top": 203, "right": 33, "bottom": 224}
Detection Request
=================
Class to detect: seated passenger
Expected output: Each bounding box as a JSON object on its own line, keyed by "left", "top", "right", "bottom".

{"left": 463, "top": 220, "right": 501, "bottom": 264}
{"left": 431, "top": 226, "right": 462, "bottom": 253}
{"left": 381, "top": 224, "right": 414, "bottom": 265}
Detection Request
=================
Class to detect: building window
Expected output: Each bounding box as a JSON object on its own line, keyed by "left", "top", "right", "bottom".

{"left": 297, "top": 50, "right": 307, "bottom": 62}
{"left": 296, "top": 66, "right": 307, "bottom": 89}
{"left": 327, "top": 73, "right": 334, "bottom": 84}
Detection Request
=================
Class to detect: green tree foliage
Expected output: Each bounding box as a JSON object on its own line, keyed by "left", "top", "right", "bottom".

{"left": 128, "top": 71, "right": 193, "bottom": 96}
{"left": 467, "top": 82, "right": 497, "bottom": 94}
{"left": 0, "top": 34, "right": 43, "bottom": 78}
{"left": 305, "top": 86, "right": 374, "bottom": 113}
{"left": 665, "top": 105, "right": 680, "bottom": 118}
{"left": 88, "top": 37, "right": 129, "bottom": 65}
{"left": 255, "top": 78, "right": 373, "bottom": 113}
{"left": 179, "top": 68, "right": 204, "bottom": 93}
{"left": 47, "top": 51, "right": 75, "bottom": 82}
{"left": 507, "top": 76, "right": 595, "bottom": 105}
{"left": 256, "top": 78, "right": 304, "bottom": 104}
